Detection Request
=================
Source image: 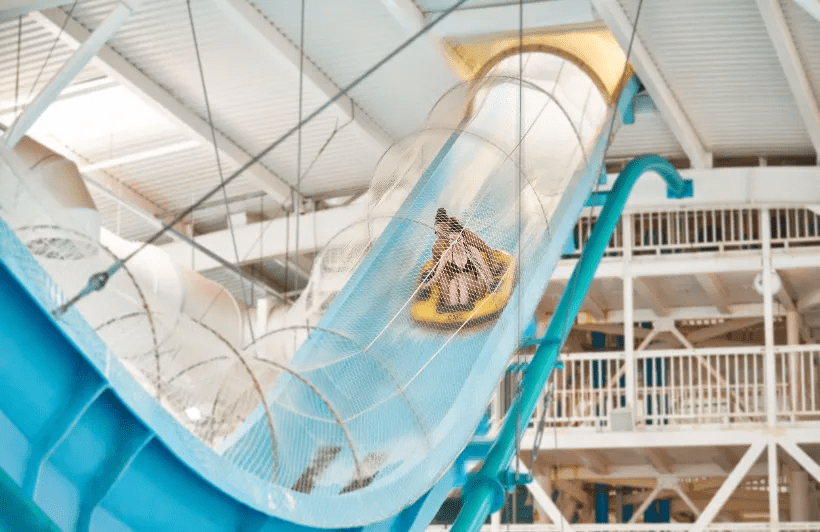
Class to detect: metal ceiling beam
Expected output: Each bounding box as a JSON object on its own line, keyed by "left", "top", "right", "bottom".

{"left": 380, "top": 0, "right": 426, "bottom": 33}
{"left": 685, "top": 317, "right": 763, "bottom": 345}
{"left": 711, "top": 448, "right": 737, "bottom": 474}
{"left": 31, "top": 8, "right": 294, "bottom": 206}
{"left": 0, "top": 0, "right": 70, "bottom": 21}
{"left": 576, "top": 450, "right": 610, "bottom": 475}
{"left": 555, "top": 247, "right": 820, "bottom": 279}
{"left": 209, "top": 0, "right": 392, "bottom": 149}
{"left": 591, "top": 0, "right": 713, "bottom": 169}
{"left": 584, "top": 290, "right": 608, "bottom": 321}
{"left": 87, "top": 179, "right": 290, "bottom": 302}
{"left": 78, "top": 140, "right": 200, "bottom": 172}
{"left": 793, "top": 0, "right": 820, "bottom": 25}
{"left": 775, "top": 270, "right": 798, "bottom": 312}
{"left": 645, "top": 448, "right": 674, "bottom": 474}
{"left": 378, "top": 0, "right": 461, "bottom": 78}
{"left": 4, "top": 0, "right": 141, "bottom": 147}
{"left": 160, "top": 202, "right": 364, "bottom": 271}
{"left": 694, "top": 273, "right": 731, "bottom": 315}
{"left": 634, "top": 278, "right": 670, "bottom": 317}
{"left": 431, "top": 0, "right": 601, "bottom": 39}
{"left": 610, "top": 166, "right": 820, "bottom": 211}
{"left": 756, "top": 0, "right": 820, "bottom": 161}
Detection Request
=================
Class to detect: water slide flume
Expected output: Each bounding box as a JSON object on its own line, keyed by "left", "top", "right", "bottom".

{"left": 0, "top": 52, "right": 637, "bottom": 530}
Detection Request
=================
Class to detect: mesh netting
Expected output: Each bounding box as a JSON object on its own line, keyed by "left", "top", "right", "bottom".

{"left": 0, "top": 52, "right": 615, "bottom": 527}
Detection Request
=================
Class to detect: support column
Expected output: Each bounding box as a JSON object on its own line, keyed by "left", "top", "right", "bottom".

{"left": 768, "top": 441, "right": 780, "bottom": 529}
{"left": 490, "top": 509, "right": 501, "bottom": 532}
{"left": 786, "top": 310, "right": 801, "bottom": 422}
{"left": 790, "top": 469, "right": 809, "bottom": 522}
{"left": 622, "top": 213, "right": 636, "bottom": 412}
{"left": 594, "top": 483, "right": 609, "bottom": 523}
{"left": 255, "top": 297, "right": 270, "bottom": 337}
{"left": 761, "top": 208, "right": 777, "bottom": 426}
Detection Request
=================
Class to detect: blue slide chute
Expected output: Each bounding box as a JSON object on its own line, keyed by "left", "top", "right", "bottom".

{"left": 0, "top": 58, "right": 648, "bottom": 530}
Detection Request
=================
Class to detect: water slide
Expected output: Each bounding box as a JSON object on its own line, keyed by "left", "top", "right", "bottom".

{"left": 0, "top": 52, "right": 636, "bottom": 531}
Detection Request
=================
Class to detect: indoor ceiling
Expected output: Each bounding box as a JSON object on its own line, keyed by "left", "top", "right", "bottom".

{"left": 1, "top": 0, "right": 819, "bottom": 305}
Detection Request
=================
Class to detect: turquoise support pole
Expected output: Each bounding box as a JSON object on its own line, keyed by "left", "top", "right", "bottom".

{"left": 452, "top": 155, "right": 684, "bottom": 531}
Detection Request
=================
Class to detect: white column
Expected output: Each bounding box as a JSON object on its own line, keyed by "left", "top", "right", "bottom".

{"left": 768, "top": 441, "right": 780, "bottom": 529}
{"left": 255, "top": 297, "right": 270, "bottom": 336}
{"left": 790, "top": 469, "right": 809, "bottom": 521}
{"left": 761, "top": 208, "right": 777, "bottom": 426}
{"left": 787, "top": 310, "right": 800, "bottom": 423}
{"left": 786, "top": 311, "right": 800, "bottom": 345}
{"left": 490, "top": 508, "right": 501, "bottom": 532}
{"left": 622, "top": 213, "right": 636, "bottom": 412}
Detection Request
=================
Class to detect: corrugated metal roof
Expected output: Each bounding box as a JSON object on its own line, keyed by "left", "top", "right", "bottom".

{"left": 609, "top": 110, "right": 686, "bottom": 160}
{"left": 64, "top": 0, "right": 385, "bottom": 201}
{"left": 415, "top": 0, "right": 524, "bottom": 13}
{"left": 248, "top": 0, "right": 461, "bottom": 140}
{"left": 781, "top": 0, "right": 820, "bottom": 102}
{"left": 0, "top": 14, "right": 103, "bottom": 115}
{"left": 618, "top": 0, "right": 814, "bottom": 157}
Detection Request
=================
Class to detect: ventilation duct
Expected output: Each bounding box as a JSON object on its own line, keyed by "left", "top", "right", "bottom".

{"left": 0, "top": 135, "right": 246, "bottom": 424}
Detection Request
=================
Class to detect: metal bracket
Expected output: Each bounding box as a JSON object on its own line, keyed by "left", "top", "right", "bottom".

{"left": 500, "top": 470, "right": 533, "bottom": 489}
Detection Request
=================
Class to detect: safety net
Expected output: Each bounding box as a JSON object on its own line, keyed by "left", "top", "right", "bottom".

{"left": 0, "top": 51, "right": 616, "bottom": 527}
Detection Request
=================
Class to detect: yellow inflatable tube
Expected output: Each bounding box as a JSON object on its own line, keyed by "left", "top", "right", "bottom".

{"left": 410, "top": 249, "right": 516, "bottom": 329}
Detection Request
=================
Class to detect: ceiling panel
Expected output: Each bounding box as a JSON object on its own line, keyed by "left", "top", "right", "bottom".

{"left": 609, "top": 110, "right": 686, "bottom": 160}
{"left": 248, "top": 0, "right": 461, "bottom": 141}
{"left": 618, "top": 0, "right": 814, "bottom": 157}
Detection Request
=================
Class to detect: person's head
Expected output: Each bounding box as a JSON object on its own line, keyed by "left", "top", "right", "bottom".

{"left": 434, "top": 208, "right": 449, "bottom": 236}
{"left": 447, "top": 218, "right": 464, "bottom": 242}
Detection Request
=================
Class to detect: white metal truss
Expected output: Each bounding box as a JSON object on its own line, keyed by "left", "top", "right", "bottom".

{"left": 3, "top": 0, "right": 142, "bottom": 147}
{"left": 30, "top": 8, "right": 294, "bottom": 205}
{"left": 521, "top": 426, "right": 819, "bottom": 450}
{"left": 756, "top": 0, "right": 820, "bottom": 161}
{"left": 0, "top": 0, "right": 70, "bottom": 21}
{"left": 160, "top": 202, "right": 363, "bottom": 270}
{"left": 555, "top": 247, "right": 820, "bottom": 280}
{"left": 78, "top": 141, "right": 201, "bottom": 172}
{"left": 516, "top": 462, "right": 576, "bottom": 531}
{"left": 694, "top": 274, "right": 731, "bottom": 315}
{"left": 591, "top": 0, "right": 713, "bottom": 169}
{"left": 431, "top": 0, "right": 600, "bottom": 39}
{"left": 690, "top": 440, "right": 765, "bottom": 531}
{"left": 780, "top": 439, "right": 820, "bottom": 484}
{"left": 380, "top": 0, "right": 426, "bottom": 33}
{"left": 684, "top": 317, "right": 762, "bottom": 345}
{"left": 208, "top": 0, "right": 391, "bottom": 150}
{"left": 634, "top": 278, "right": 669, "bottom": 317}
{"left": 793, "top": 0, "right": 820, "bottom": 24}
{"left": 627, "top": 483, "right": 662, "bottom": 524}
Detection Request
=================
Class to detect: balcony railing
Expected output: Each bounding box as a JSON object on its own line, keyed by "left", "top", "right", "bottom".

{"left": 527, "top": 345, "right": 820, "bottom": 430}
{"left": 564, "top": 206, "right": 820, "bottom": 258}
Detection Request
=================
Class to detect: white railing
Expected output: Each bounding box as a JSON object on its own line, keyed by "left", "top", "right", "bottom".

{"left": 634, "top": 347, "right": 767, "bottom": 427}
{"left": 774, "top": 346, "right": 820, "bottom": 422}
{"left": 564, "top": 206, "right": 820, "bottom": 258}
{"left": 537, "top": 351, "right": 626, "bottom": 428}
{"left": 533, "top": 345, "right": 820, "bottom": 429}
{"left": 428, "top": 523, "right": 820, "bottom": 531}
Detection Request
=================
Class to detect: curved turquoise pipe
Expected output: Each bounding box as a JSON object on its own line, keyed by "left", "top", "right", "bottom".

{"left": 452, "top": 154, "right": 684, "bottom": 532}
